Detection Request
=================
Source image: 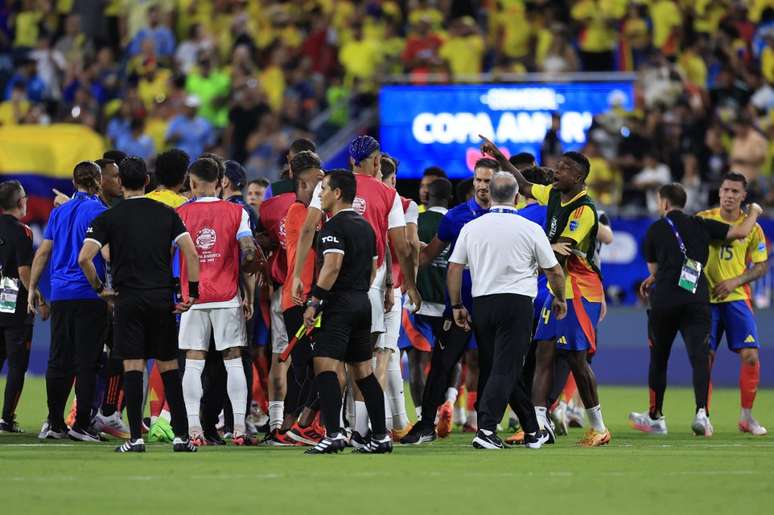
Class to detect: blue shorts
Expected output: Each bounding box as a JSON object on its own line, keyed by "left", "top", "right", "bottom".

{"left": 534, "top": 294, "right": 601, "bottom": 353}
{"left": 710, "top": 300, "right": 759, "bottom": 352}
{"left": 398, "top": 311, "right": 436, "bottom": 351}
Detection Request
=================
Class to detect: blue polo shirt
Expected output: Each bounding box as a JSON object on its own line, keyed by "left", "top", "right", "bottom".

{"left": 518, "top": 202, "right": 549, "bottom": 309}
{"left": 44, "top": 192, "right": 107, "bottom": 301}
{"left": 437, "top": 197, "right": 489, "bottom": 313}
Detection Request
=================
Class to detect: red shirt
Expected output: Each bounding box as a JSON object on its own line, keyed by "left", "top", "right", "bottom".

{"left": 259, "top": 191, "right": 295, "bottom": 285}
{"left": 177, "top": 198, "right": 251, "bottom": 304}
{"left": 281, "top": 201, "right": 317, "bottom": 311}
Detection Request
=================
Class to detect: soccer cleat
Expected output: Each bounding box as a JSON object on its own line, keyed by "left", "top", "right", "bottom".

{"left": 93, "top": 411, "right": 130, "bottom": 439}
{"left": 286, "top": 422, "right": 324, "bottom": 446}
{"left": 173, "top": 436, "right": 198, "bottom": 452}
{"left": 148, "top": 418, "right": 175, "bottom": 443}
{"left": 566, "top": 403, "right": 586, "bottom": 428}
{"left": 391, "top": 423, "right": 413, "bottom": 442}
{"left": 524, "top": 430, "right": 551, "bottom": 449}
{"left": 472, "top": 429, "right": 504, "bottom": 450}
{"left": 68, "top": 425, "right": 102, "bottom": 443}
{"left": 305, "top": 433, "right": 347, "bottom": 454}
{"left": 203, "top": 430, "right": 226, "bottom": 446}
{"left": 437, "top": 401, "right": 454, "bottom": 438}
{"left": 353, "top": 434, "right": 393, "bottom": 454}
{"left": 350, "top": 431, "right": 370, "bottom": 450}
{"left": 550, "top": 403, "right": 569, "bottom": 436}
{"left": 261, "top": 429, "right": 298, "bottom": 446}
{"left": 189, "top": 433, "right": 207, "bottom": 447}
{"left": 65, "top": 400, "right": 77, "bottom": 429}
{"left": 232, "top": 433, "right": 258, "bottom": 446}
{"left": 578, "top": 429, "right": 612, "bottom": 447}
{"left": 0, "top": 418, "right": 23, "bottom": 433}
{"left": 38, "top": 421, "right": 68, "bottom": 440}
{"left": 507, "top": 415, "right": 520, "bottom": 433}
{"left": 739, "top": 418, "right": 768, "bottom": 436}
{"left": 628, "top": 411, "right": 668, "bottom": 435}
{"left": 540, "top": 418, "right": 556, "bottom": 445}
{"left": 222, "top": 431, "right": 234, "bottom": 440}
{"left": 115, "top": 438, "right": 146, "bottom": 453}
{"left": 691, "top": 409, "right": 713, "bottom": 437}
{"left": 399, "top": 424, "right": 437, "bottom": 445}
{"left": 462, "top": 422, "right": 478, "bottom": 433}
{"left": 505, "top": 430, "right": 525, "bottom": 445}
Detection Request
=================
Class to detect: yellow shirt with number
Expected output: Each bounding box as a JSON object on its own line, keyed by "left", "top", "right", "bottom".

{"left": 698, "top": 208, "right": 768, "bottom": 304}
{"left": 531, "top": 184, "right": 604, "bottom": 302}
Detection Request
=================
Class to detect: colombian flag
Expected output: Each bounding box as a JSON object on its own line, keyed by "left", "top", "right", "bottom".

{"left": 0, "top": 124, "right": 106, "bottom": 231}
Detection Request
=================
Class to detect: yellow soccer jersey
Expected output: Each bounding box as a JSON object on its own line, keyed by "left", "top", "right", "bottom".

{"left": 699, "top": 208, "right": 768, "bottom": 303}
{"left": 146, "top": 189, "right": 188, "bottom": 209}
{"left": 531, "top": 184, "right": 604, "bottom": 302}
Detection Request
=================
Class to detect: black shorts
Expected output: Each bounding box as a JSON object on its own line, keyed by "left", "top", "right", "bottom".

{"left": 313, "top": 291, "right": 372, "bottom": 363}
{"left": 113, "top": 289, "right": 177, "bottom": 361}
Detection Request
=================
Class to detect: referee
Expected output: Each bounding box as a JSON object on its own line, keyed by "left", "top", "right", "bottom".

{"left": 302, "top": 171, "right": 391, "bottom": 455}
{"left": 78, "top": 156, "right": 201, "bottom": 453}
{"left": 633, "top": 183, "right": 762, "bottom": 436}
{"left": 448, "top": 172, "right": 566, "bottom": 449}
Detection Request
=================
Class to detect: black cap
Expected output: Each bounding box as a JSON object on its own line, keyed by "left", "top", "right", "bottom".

{"left": 224, "top": 160, "right": 247, "bottom": 189}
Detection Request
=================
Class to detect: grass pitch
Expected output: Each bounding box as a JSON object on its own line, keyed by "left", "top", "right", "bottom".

{"left": 1, "top": 378, "right": 773, "bottom": 515}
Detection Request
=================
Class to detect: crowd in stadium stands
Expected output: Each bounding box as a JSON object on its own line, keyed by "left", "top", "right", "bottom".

{"left": 0, "top": 1, "right": 773, "bottom": 208}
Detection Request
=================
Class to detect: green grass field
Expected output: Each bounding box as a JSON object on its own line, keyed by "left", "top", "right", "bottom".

{"left": 1, "top": 378, "right": 773, "bottom": 515}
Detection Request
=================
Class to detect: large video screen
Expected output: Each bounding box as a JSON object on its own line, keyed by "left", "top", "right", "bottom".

{"left": 379, "top": 81, "right": 635, "bottom": 179}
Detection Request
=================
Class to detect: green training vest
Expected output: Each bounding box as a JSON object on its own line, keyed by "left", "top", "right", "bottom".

{"left": 544, "top": 188, "right": 601, "bottom": 277}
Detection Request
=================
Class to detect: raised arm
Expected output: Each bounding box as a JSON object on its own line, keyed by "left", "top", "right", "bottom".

{"left": 479, "top": 135, "right": 534, "bottom": 198}
{"left": 726, "top": 203, "right": 763, "bottom": 241}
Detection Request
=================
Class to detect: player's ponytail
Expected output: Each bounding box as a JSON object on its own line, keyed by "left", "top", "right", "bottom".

{"left": 73, "top": 160, "right": 103, "bottom": 195}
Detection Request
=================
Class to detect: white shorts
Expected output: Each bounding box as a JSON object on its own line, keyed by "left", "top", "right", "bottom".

{"left": 271, "top": 286, "right": 288, "bottom": 354}
{"left": 368, "top": 262, "right": 387, "bottom": 334}
{"left": 179, "top": 307, "right": 246, "bottom": 351}
{"left": 376, "top": 288, "right": 402, "bottom": 352}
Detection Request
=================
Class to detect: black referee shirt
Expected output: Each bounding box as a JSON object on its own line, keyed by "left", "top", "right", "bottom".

{"left": 0, "top": 214, "right": 33, "bottom": 327}
{"left": 317, "top": 209, "right": 376, "bottom": 294}
{"left": 85, "top": 197, "right": 188, "bottom": 293}
{"left": 643, "top": 210, "right": 729, "bottom": 308}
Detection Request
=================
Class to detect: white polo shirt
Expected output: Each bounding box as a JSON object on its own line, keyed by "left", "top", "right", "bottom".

{"left": 448, "top": 205, "right": 558, "bottom": 299}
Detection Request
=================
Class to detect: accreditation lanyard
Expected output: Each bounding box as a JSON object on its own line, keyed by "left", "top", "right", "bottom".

{"left": 489, "top": 207, "right": 519, "bottom": 215}
{"left": 664, "top": 215, "right": 701, "bottom": 294}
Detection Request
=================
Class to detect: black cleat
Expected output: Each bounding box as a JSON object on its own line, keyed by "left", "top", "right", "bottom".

{"left": 305, "top": 433, "right": 347, "bottom": 454}
{"left": 353, "top": 434, "right": 393, "bottom": 454}
{"left": 173, "top": 437, "right": 198, "bottom": 452}
{"left": 0, "top": 418, "right": 23, "bottom": 433}
{"left": 350, "top": 431, "right": 370, "bottom": 450}
{"left": 203, "top": 430, "right": 226, "bottom": 446}
{"left": 399, "top": 424, "right": 436, "bottom": 445}
{"left": 472, "top": 430, "right": 504, "bottom": 450}
{"left": 68, "top": 425, "right": 103, "bottom": 443}
{"left": 115, "top": 439, "right": 146, "bottom": 453}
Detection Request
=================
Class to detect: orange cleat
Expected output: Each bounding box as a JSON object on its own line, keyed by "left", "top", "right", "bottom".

{"left": 232, "top": 433, "right": 258, "bottom": 446}
{"left": 437, "top": 401, "right": 454, "bottom": 438}
{"left": 462, "top": 423, "right": 477, "bottom": 433}
{"left": 505, "top": 430, "right": 525, "bottom": 445}
{"left": 391, "top": 423, "right": 413, "bottom": 442}
{"left": 286, "top": 422, "right": 325, "bottom": 446}
{"left": 190, "top": 433, "right": 207, "bottom": 447}
{"left": 578, "top": 429, "right": 611, "bottom": 447}
{"left": 65, "top": 400, "right": 77, "bottom": 429}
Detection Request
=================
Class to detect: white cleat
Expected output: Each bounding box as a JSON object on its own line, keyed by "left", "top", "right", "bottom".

{"left": 691, "top": 408, "right": 713, "bottom": 437}
{"left": 38, "top": 421, "right": 68, "bottom": 440}
{"left": 628, "top": 411, "right": 668, "bottom": 435}
{"left": 93, "top": 411, "right": 130, "bottom": 439}
{"left": 739, "top": 417, "right": 767, "bottom": 436}
{"left": 551, "top": 402, "right": 569, "bottom": 436}
{"left": 566, "top": 403, "right": 586, "bottom": 428}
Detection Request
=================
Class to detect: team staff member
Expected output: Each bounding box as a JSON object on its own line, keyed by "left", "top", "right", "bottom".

{"left": 0, "top": 181, "right": 43, "bottom": 433}
{"left": 177, "top": 158, "right": 257, "bottom": 447}
{"left": 698, "top": 174, "right": 768, "bottom": 436}
{"left": 78, "top": 157, "right": 200, "bottom": 453}
{"left": 303, "top": 171, "right": 391, "bottom": 455}
{"left": 28, "top": 162, "right": 108, "bottom": 443}
{"left": 448, "top": 172, "right": 565, "bottom": 449}
{"left": 417, "top": 166, "right": 447, "bottom": 213}
{"left": 631, "top": 183, "right": 762, "bottom": 437}
{"left": 400, "top": 159, "right": 495, "bottom": 445}
{"left": 481, "top": 137, "right": 611, "bottom": 448}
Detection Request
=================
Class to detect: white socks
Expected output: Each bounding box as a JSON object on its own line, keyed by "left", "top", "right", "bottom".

{"left": 586, "top": 405, "right": 607, "bottom": 433}
{"left": 182, "top": 359, "right": 205, "bottom": 434}
{"left": 268, "top": 401, "right": 284, "bottom": 431}
{"left": 355, "top": 401, "right": 369, "bottom": 436}
{"left": 224, "top": 358, "right": 247, "bottom": 434}
{"left": 445, "top": 387, "right": 458, "bottom": 404}
{"left": 387, "top": 351, "right": 409, "bottom": 429}
{"left": 741, "top": 408, "right": 752, "bottom": 420}
{"left": 535, "top": 406, "right": 548, "bottom": 430}
{"left": 415, "top": 406, "right": 422, "bottom": 421}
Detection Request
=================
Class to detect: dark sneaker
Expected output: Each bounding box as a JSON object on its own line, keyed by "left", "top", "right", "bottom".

{"left": 350, "top": 431, "right": 370, "bottom": 450}
{"left": 472, "top": 430, "right": 504, "bottom": 450}
{"left": 204, "top": 430, "right": 226, "bottom": 446}
{"left": 400, "top": 424, "right": 436, "bottom": 445}
{"left": 68, "top": 425, "right": 102, "bottom": 443}
{"left": 173, "top": 437, "right": 198, "bottom": 452}
{"left": 0, "top": 418, "right": 23, "bottom": 433}
{"left": 38, "top": 421, "right": 67, "bottom": 440}
{"left": 305, "top": 433, "right": 347, "bottom": 454}
{"left": 353, "top": 434, "right": 393, "bottom": 454}
{"left": 524, "top": 429, "right": 551, "bottom": 449}
{"left": 115, "top": 439, "right": 146, "bottom": 453}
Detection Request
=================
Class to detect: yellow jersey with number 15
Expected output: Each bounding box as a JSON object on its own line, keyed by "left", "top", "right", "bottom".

{"left": 698, "top": 208, "right": 768, "bottom": 304}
